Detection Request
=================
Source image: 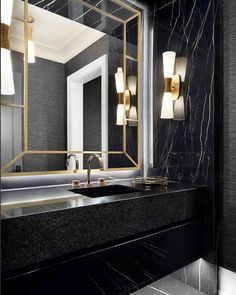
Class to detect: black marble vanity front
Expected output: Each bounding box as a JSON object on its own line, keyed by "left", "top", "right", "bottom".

{"left": 1, "top": 180, "right": 208, "bottom": 294}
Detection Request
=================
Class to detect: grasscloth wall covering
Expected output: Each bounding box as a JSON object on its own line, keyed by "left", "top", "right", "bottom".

{"left": 220, "top": 0, "right": 236, "bottom": 272}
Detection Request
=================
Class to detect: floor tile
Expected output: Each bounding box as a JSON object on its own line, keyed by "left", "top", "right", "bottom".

{"left": 132, "top": 286, "right": 164, "bottom": 295}
{"left": 149, "top": 275, "right": 206, "bottom": 295}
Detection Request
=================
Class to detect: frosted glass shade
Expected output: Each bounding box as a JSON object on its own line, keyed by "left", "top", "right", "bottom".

{"left": 128, "top": 76, "right": 137, "bottom": 95}
{"left": 1, "top": 0, "right": 14, "bottom": 26}
{"left": 160, "top": 92, "right": 173, "bottom": 119}
{"left": 163, "top": 51, "right": 176, "bottom": 78}
{"left": 115, "top": 67, "right": 124, "bottom": 93}
{"left": 28, "top": 40, "right": 35, "bottom": 63}
{"left": 176, "top": 57, "right": 187, "bottom": 81}
{"left": 116, "top": 104, "right": 125, "bottom": 125}
{"left": 1, "top": 48, "right": 15, "bottom": 95}
{"left": 129, "top": 106, "right": 138, "bottom": 126}
{"left": 173, "top": 96, "right": 185, "bottom": 120}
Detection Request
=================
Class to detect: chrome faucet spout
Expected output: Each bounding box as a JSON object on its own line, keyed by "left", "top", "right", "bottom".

{"left": 66, "top": 154, "right": 79, "bottom": 171}
{"left": 87, "top": 154, "right": 104, "bottom": 185}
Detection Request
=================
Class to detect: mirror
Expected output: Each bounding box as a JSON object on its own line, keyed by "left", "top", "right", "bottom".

{"left": 1, "top": 0, "right": 141, "bottom": 175}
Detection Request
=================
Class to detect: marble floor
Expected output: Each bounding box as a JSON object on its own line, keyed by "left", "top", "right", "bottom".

{"left": 132, "top": 275, "right": 206, "bottom": 295}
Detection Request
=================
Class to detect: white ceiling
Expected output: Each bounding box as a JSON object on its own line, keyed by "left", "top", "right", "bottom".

{"left": 10, "top": 0, "right": 105, "bottom": 63}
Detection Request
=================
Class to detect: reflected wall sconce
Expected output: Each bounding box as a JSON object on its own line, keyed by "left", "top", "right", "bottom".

{"left": 1, "top": 0, "right": 36, "bottom": 95}
{"left": 1, "top": 0, "right": 15, "bottom": 95}
{"left": 115, "top": 68, "right": 138, "bottom": 126}
{"left": 115, "top": 67, "right": 126, "bottom": 125}
{"left": 15, "top": 15, "right": 36, "bottom": 64}
{"left": 26, "top": 24, "right": 36, "bottom": 63}
{"left": 160, "top": 51, "right": 187, "bottom": 120}
{"left": 127, "top": 76, "right": 137, "bottom": 126}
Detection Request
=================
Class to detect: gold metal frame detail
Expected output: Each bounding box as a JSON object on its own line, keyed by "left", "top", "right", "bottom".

{"left": 1, "top": 0, "right": 142, "bottom": 176}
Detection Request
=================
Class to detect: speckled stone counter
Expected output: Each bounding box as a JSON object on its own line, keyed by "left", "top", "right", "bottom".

{"left": 1, "top": 180, "right": 206, "bottom": 275}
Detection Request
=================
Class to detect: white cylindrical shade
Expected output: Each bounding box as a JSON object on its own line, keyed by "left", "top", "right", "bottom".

{"left": 1, "top": 0, "right": 14, "bottom": 25}
{"left": 160, "top": 92, "right": 173, "bottom": 119}
{"left": 1, "top": 48, "right": 15, "bottom": 95}
{"left": 129, "top": 106, "right": 138, "bottom": 126}
{"left": 128, "top": 76, "right": 137, "bottom": 96}
{"left": 115, "top": 67, "right": 124, "bottom": 93}
{"left": 116, "top": 104, "right": 125, "bottom": 125}
{"left": 162, "top": 51, "right": 176, "bottom": 78}
{"left": 173, "top": 96, "right": 185, "bottom": 120}
{"left": 28, "top": 40, "right": 36, "bottom": 63}
{"left": 176, "top": 57, "right": 187, "bottom": 82}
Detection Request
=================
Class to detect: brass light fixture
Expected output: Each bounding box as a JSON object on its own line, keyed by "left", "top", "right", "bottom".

{"left": 1, "top": 0, "right": 15, "bottom": 95}
{"left": 160, "top": 51, "right": 187, "bottom": 120}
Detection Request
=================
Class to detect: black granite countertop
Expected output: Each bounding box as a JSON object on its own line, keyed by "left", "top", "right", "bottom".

{"left": 1, "top": 179, "right": 203, "bottom": 219}
{"left": 1, "top": 179, "right": 207, "bottom": 276}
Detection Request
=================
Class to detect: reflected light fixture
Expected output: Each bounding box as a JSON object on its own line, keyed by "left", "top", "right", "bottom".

{"left": 21, "top": 16, "right": 36, "bottom": 64}
{"left": 115, "top": 67, "right": 125, "bottom": 125}
{"left": 27, "top": 24, "right": 35, "bottom": 63}
{"left": 160, "top": 51, "right": 187, "bottom": 120}
{"left": 1, "top": 0, "right": 15, "bottom": 95}
{"left": 128, "top": 76, "right": 138, "bottom": 126}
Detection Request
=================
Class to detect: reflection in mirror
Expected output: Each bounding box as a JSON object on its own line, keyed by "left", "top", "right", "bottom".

{"left": 1, "top": 0, "right": 140, "bottom": 174}
{"left": 1, "top": 106, "right": 23, "bottom": 171}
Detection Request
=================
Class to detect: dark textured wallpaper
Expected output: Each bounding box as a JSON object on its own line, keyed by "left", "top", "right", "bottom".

{"left": 219, "top": 0, "right": 236, "bottom": 272}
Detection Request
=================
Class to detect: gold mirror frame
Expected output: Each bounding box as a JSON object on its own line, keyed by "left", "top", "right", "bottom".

{"left": 1, "top": 0, "right": 142, "bottom": 176}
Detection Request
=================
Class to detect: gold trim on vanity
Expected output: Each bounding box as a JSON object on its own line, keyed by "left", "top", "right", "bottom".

{"left": 1, "top": 0, "right": 142, "bottom": 176}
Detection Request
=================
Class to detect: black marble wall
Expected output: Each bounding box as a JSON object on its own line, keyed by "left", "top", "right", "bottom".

{"left": 150, "top": 0, "right": 219, "bottom": 279}
{"left": 219, "top": 0, "right": 236, "bottom": 272}
{"left": 152, "top": 0, "right": 216, "bottom": 187}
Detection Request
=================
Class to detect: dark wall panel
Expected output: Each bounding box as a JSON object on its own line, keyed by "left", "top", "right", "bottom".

{"left": 220, "top": 0, "right": 236, "bottom": 272}
{"left": 150, "top": 0, "right": 217, "bottom": 259}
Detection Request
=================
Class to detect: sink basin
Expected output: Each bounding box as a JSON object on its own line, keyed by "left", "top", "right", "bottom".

{"left": 69, "top": 185, "right": 143, "bottom": 198}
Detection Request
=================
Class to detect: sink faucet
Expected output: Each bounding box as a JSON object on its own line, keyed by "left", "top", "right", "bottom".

{"left": 87, "top": 154, "right": 104, "bottom": 185}
{"left": 66, "top": 154, "right": 79, "bottom": 171}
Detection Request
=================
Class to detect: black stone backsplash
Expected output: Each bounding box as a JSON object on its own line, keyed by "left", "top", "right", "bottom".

{"left": 151, "top": 0, "right": 216, "bottom": 188}
{"left": 149, "top": 0, "right": 219, "bottom": 279}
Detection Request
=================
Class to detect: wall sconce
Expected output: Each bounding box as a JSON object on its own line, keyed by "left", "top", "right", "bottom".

{"left": 173, "top": 57, "right": 187, "bottom": 120}
{"left": 127, "top": 76, "right": 137, "bottom": 126}
{"left": 1, "top": 0, "right": 15, "bottom": 95}
{"left": 160, "top": 51, "right": 187, "bottom": 120}
{"left": 115, "top": 67, "right": 126, "bottom": 125}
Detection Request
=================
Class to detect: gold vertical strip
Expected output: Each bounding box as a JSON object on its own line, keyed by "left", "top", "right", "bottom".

{"left": 123, "top": 21, "right": 127, "bottom": 153}
{"left": 137, "top": 14, "right": 142, "bottom": 168}
{"left": 24, "top": 0, "right": 28, "bottom": 152}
